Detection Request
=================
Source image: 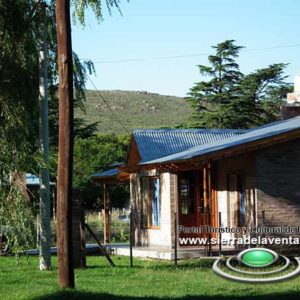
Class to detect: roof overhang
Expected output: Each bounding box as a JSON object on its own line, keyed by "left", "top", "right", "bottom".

{"left": 91, "top": 168, "right": 130, "bottom": 184}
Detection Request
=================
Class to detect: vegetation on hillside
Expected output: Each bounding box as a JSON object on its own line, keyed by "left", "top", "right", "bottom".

{"left": 76, "top": 90, "right": 191, "bottom": 134}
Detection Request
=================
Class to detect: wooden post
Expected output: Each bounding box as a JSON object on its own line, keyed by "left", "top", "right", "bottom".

{"left": 203, "top": 166, "right": 207, "bottom": 210}
{"left": 103, "top": 182, "right": 110, "bottom": 244}
{"left": 56, "top": 0, "right": 75, "bottom": 288}
{"left": 203, "top": 166, "right": 208, "bottom": 256}
{"left": 72, "top": 193, "right": 86, "bottom": 268}
{"left": 174, "top": 212, "right": 178, "bottom": 266}
{"left": 207, "top": 162, "right": 212, "bottom": 256}
{"left": 129, "top": 208, "right": 133, "bottom": 268}
{"left": 207, "top": 162, "right": 212, "bottom": 203}
{"left": 80, "top": 208, "right": 86, "bottom": 268}
{"left": 261, "top": 210, "right": 266, "bottom": 243}
{"left": 218, "top": 212, "right": 222, "bottom": 257}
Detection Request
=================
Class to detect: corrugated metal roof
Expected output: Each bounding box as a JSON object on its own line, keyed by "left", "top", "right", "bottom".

{"left": 141, "top": 116, "right": 300, "bottom": 165}
{"left": 133, "top": 128, "right": 247, "bottom": 163}
{"left": 91, "top": 168, "right": 120, "bottom": 178}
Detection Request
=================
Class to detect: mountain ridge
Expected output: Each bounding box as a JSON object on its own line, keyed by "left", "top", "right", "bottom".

{"left": 76, "top": 90, "right": 192, "bottom": 135}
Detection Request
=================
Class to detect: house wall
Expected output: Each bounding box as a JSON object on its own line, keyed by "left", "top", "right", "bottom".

{"left": 255, "top": 138, "right": 300, "bottom": 251}
{"left": 216, "top": 153, "right": 256, "bottom": 241}
{"left": 130, "top": 138, "right": 300, "bottom": 251}
{"left": 130, "top": 171, "right": 176, "bottom": 248}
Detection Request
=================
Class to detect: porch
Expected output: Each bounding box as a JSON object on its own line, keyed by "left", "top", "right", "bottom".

{"left": 108, "top": 244, "right": 238, "bottom": 260}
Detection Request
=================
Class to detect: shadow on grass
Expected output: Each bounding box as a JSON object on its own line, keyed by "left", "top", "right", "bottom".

{"left": 33, "top": 291, "right": 300, "bottom": 300}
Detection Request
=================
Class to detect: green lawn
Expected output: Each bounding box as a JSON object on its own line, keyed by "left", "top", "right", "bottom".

{"left": 0, "top": 255, "right": 300, "bottom": 300}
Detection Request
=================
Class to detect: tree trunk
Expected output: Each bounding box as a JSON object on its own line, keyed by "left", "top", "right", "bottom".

{"left": 38, "top": 1, "right": 51, "bottom": 271}
{"left": 56, "top": 0, "right": 75, "bottom": 288}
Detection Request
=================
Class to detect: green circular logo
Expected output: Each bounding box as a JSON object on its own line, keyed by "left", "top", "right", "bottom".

{"left": 213, "top": 248, "right": 300, "bottom": 283}
{"left": 237, "top": 248, "right": 278, "bottom": 268}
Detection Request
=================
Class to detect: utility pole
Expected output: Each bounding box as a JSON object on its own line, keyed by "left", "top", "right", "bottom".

{"left": 38, "top": 1, "right": 51, "bottom": 271}
{"left": 56, "top": 0, "right": 75, "bottom": 288}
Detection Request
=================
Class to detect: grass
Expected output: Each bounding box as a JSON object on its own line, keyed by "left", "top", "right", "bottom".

{"left": 85, "top": 211, "right": 130, "bottom": 243}
{"left": 1, "top": 256, "right": 300, "bottom": 300}
{"left": 76, "top": 90, "right": 192, "bottom": 134}
{"left": 49, "top": 211, "right": 130, "bottom": 246}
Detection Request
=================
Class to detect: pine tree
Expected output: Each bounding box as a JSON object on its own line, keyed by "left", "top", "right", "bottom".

{"left": 230, "top": 63, "right": 290, "bottom": 128}
{"left": 187, "top": 41, "right": 290, "bottom": 129}
{"left": 188, "top": 40, "right": 244, "bottom": 128}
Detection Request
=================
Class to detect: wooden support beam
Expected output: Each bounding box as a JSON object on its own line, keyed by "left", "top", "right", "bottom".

{"left": 174, "top": 211, "right": 178, "bottom": 266}
{"left": 203, "top": 166, "right": 207, "bottom": 210}
{"left": 203, "top": 164, "right": 212, "bottom": 256}
{"left": 129, "top": 207, "right": 133, "bottom": 267}
{"left": 207, "top": 162, "right": 212, "bottom": 204}
{"left": 103, "top": 182, "right": 110, "bottom": 244}
{"left": 84, "top": 223, "right": 115, "bottom": 267}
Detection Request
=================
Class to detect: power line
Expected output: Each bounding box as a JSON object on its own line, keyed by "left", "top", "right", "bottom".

{"left": 80, "top": 43, "right": 300, "bottom": 64}
{"left": 87, "top": 74, "right": 130, "bottom": 134}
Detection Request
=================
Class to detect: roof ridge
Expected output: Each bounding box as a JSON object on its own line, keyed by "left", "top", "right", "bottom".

{"left": 246, "top": 115, "right": 300, "bottom": 132}
{"left": 133, "top": 128, "right": 247, "bottom": 134}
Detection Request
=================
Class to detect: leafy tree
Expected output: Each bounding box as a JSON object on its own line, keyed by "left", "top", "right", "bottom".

{"left": 0, "top": 0, "right": 126, "bottom": 251}
{"left": 259, "top": 84, "right": 293, "bottom": 124}
{"left": 73, "top": 134, "right": 130, "bottom": 209}
{"left": 188, "top": 40, "right": 291, "bottom": 129}
{"left": 72, "top": 0, "right": 123, "bottom": 26}
{"left": 0, "top": 0, "right": 41, "bottom": 251}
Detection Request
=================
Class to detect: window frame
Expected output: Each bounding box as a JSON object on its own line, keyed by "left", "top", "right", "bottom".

{"left": 141, "top": 176, "right": 161, "bottom": 229}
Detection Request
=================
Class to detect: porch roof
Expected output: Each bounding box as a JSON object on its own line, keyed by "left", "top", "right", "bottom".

{"left": 91, "top": 168, "right": 129, "bottom": 182}
{"left": 92, "top": 168, "right": 120, "bottom": 178}
{"left": 141, "top": 116, "right": 300, "bottom": 165}
{"left": 133, "top": 128, "right": 246, "bottom": 163}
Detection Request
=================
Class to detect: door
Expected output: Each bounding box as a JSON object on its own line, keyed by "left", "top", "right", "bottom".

{"left": 178, "top": 171, "right": 205, "bottom": 245}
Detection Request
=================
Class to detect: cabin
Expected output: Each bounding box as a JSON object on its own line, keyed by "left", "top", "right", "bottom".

{"left": 120, "top": 112, "right": 300, "bottom": 251}
{"left": 94, "top": 76, "right": 300, "bottom": 258}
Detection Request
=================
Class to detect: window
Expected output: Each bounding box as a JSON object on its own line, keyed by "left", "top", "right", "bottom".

{"left": 179, "top": 174, "right": 195, "bottom": 215}
{"left": 150, "top": 178, "right": 160, "bottom": 227}
{"left": 141, "top": 176, "right": 160, "bottom": 228}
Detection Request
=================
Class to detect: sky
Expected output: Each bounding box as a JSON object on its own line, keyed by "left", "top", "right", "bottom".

{"left": 72, "top": 0, "right": 300, "bottom": 97}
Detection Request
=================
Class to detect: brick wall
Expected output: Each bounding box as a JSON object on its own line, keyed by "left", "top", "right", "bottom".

{"left": 256, "top": 138, "right": 300, "bottom": 251}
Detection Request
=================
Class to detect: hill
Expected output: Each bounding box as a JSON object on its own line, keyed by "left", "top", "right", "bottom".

{"left": 75, "top": 90, "right": 192, "bottom": 135}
